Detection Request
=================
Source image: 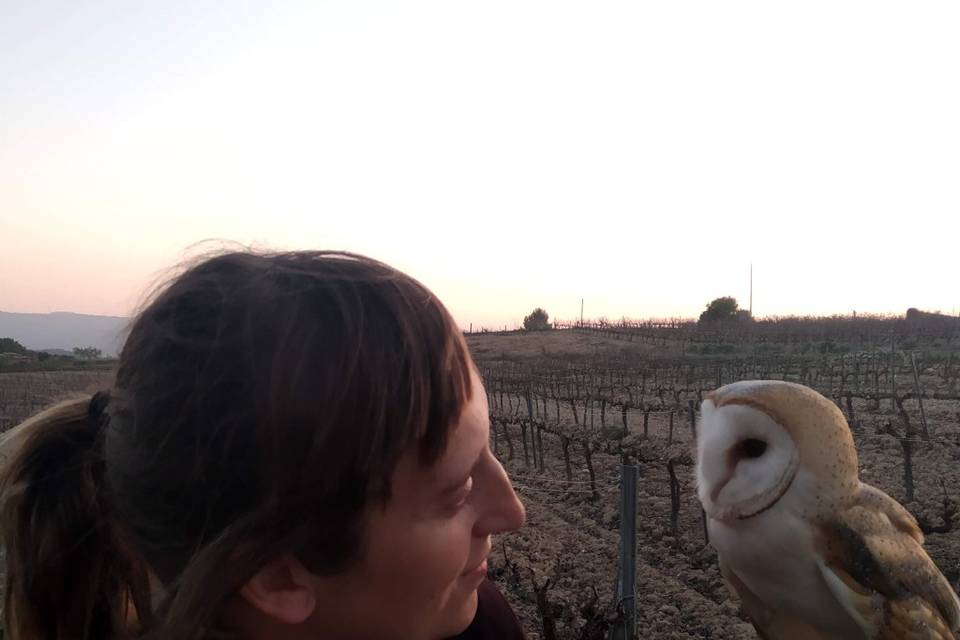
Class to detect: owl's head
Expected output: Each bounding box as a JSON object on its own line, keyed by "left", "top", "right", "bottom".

{"left": 696, "top": 380, "right": 859, "bottom": 522}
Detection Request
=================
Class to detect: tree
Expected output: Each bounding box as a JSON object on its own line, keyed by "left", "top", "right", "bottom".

{"left": 0, "top": 337, "right": 30, "bottom": 355}
{"left": 698, "top": 297, "right": 740, "bottom": 323}
{"left": 523, "top": 308, "right": 551, "bottom": 331}
{"left": 73, "top": 346, "right": 102, "bottom": 360}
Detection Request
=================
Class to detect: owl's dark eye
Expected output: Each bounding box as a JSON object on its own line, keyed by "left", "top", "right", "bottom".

{"left": 739, "top": 438, "right": 768, "bottom": 459}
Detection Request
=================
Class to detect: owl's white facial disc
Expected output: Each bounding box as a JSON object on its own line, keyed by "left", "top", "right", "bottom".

{"left": 697, "top": 400, "right": 799, "bottom": 521}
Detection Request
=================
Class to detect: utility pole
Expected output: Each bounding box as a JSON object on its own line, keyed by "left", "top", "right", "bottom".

{"left": 580, "top": 298, "right": 584, "bottom": 326}
{"left": 749, "top": 263, "right": 753, "bottom": 318}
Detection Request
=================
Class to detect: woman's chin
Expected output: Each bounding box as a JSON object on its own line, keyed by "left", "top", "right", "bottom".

{"left": 442, "top": 587, "right": 479, "bottom": 637}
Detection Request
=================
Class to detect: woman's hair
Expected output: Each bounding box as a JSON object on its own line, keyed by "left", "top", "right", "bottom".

{"left": 0, "top": 250, "right": 475, "bottom": 640}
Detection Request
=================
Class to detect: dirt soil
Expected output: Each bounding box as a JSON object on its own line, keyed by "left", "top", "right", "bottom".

{"left": 488, "top": 427, "right": 960, "bottom": 639}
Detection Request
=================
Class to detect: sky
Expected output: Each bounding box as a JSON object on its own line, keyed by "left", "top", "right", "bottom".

{"left": 2, "top": 1, "right": 958, "bottom": 330}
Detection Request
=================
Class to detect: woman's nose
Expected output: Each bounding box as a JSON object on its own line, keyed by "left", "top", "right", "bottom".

{"left": 474, "top": 459, "right": 526, "bottom": 536}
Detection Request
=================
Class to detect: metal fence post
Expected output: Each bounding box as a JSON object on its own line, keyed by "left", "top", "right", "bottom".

{"left": 610, "top": 464, "right": 637, "bottom": 640}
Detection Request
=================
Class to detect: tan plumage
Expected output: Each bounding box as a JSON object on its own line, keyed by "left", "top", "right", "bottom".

{"left": 696, "top": 380, "right": 960, "bottom": 640}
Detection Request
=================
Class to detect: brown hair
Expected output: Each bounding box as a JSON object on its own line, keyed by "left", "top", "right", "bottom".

{"left": 0, "top": 250, "right": 475, "bottom": 639}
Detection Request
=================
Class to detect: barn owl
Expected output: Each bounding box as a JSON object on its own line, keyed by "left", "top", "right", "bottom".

{"left": 696, "top": 380, "right": 960, "bottom": 639}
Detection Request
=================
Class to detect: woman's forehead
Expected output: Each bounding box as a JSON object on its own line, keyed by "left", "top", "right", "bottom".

{"left": 433, "top": 388, "right": 488, "bottom": 470}
{"left": 388, "top": 386, "right": 489, "bottom": 494}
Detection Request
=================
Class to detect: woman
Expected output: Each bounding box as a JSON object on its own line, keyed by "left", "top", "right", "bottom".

{"left": 0, "top": 250, "right": 526, "bottom": 640}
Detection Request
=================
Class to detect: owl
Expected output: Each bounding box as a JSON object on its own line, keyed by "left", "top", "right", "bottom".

{"left": 696, "top": 380, "right": 960, "bottom": 639}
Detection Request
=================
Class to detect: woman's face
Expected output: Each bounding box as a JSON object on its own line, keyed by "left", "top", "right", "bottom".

{"left": 308, "top": 372, "right": 526, "bottom": 639}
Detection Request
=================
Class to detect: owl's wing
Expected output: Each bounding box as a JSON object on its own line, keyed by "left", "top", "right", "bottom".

{"left": 815, "top": 482, "right": 960, "bottom": 639}
{"left": 720, "top": 561, "right": 823, "bottom": 639}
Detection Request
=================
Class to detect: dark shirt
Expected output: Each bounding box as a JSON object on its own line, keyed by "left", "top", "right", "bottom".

{"left": 447, "top": 580, "right": 525, "bottom": 640}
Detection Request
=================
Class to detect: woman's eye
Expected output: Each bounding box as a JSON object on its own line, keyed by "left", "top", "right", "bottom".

{"left": 449, "top": 477, "right": 474, "bottom": 510}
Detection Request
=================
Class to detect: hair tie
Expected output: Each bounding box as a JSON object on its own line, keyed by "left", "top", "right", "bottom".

{"left": 88, "top": 390, "right": 112, "bottom": 427}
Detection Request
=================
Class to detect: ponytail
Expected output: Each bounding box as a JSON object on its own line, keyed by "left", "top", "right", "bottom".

{"left": 0, "top": 394, "right": 152, "bottom": 640}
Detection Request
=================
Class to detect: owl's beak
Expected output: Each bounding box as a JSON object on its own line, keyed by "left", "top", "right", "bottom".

{"left": 709, "top": 466, "right": 735, "bottom": 505}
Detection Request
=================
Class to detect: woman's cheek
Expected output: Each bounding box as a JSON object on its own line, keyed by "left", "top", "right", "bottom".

{"left": 419, "top": 515, "right": 475, "bottom": 577}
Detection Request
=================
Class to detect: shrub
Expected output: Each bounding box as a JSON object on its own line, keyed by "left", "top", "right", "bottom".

{"left": 523, "top": 308, "right": 551, "bottom": 331}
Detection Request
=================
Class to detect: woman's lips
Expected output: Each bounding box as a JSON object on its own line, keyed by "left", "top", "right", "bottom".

{"left": 462, "top": 559, "right": 488, "bottom": 578}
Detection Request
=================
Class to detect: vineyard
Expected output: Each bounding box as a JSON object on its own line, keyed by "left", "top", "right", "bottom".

{"left": 468, "top": 321, "right": 960, "bottom": 639}
{"left": 1, "top": 317, "right": 959, "bottom": 639}
{"left": 0, "top": 370, "right": 116, "bottom": 432}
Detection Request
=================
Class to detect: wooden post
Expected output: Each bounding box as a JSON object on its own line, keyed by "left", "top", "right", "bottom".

{"left": 667, "top": 460, "right": 681, "bottom": 540}
{"left": 890, "top": 332, "right": 897, "bottom": 412}
{"left": 893, "top": 398, "right": 916, "bottom": 502}
{"left": 525, "top": 391, "right": 538, "bottom": 469}
{"left": 910, "top": 352, "right": 930, "bottom": 440}
{"left": 874, "top": 354, "right": 880, "bottom": 407}
{"left": 583, "top": 440, "right": 598, "bottom": 500}
{"left": 610, "top": 465, "right": 637, "bottom": 640}
{"left": 536, "top": 425, "right": 545, "bottom": 473}
{"left": 687, "top": 400, "right": 710, "bottom": 545}
{"left": 948, "top": 352, "right": 956, "bottom": 392}
{"left": 502, "top": 421, "right": 515, "bottom": 460}
{"left": 701, "top": 499, "right": 710, "bottom": 546}
{"left": 561, "top": 436, "right": 572, "bottom": 481}
{"left": 845, "top": 393, "right": 857, "bottom": 430}
{"left": 519, "top": 422, "right": 530, "bottom": 467}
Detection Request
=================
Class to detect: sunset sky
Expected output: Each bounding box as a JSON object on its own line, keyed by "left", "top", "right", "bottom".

{"left": 2, "top": 1, "right": 958, "bottom": 330}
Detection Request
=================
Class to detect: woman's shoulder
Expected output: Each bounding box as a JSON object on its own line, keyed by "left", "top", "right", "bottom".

{"left": 447, "top": 580, "right": 525, "bottom": 640}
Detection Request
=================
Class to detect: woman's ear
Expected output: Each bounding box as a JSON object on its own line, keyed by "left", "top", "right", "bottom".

{"left": 239, "top": 555, "right": 318, "bottom": 625}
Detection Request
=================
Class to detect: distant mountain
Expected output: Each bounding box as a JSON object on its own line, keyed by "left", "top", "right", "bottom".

{"left": 0, "top": 311, "right": 129, "bottom": 357}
